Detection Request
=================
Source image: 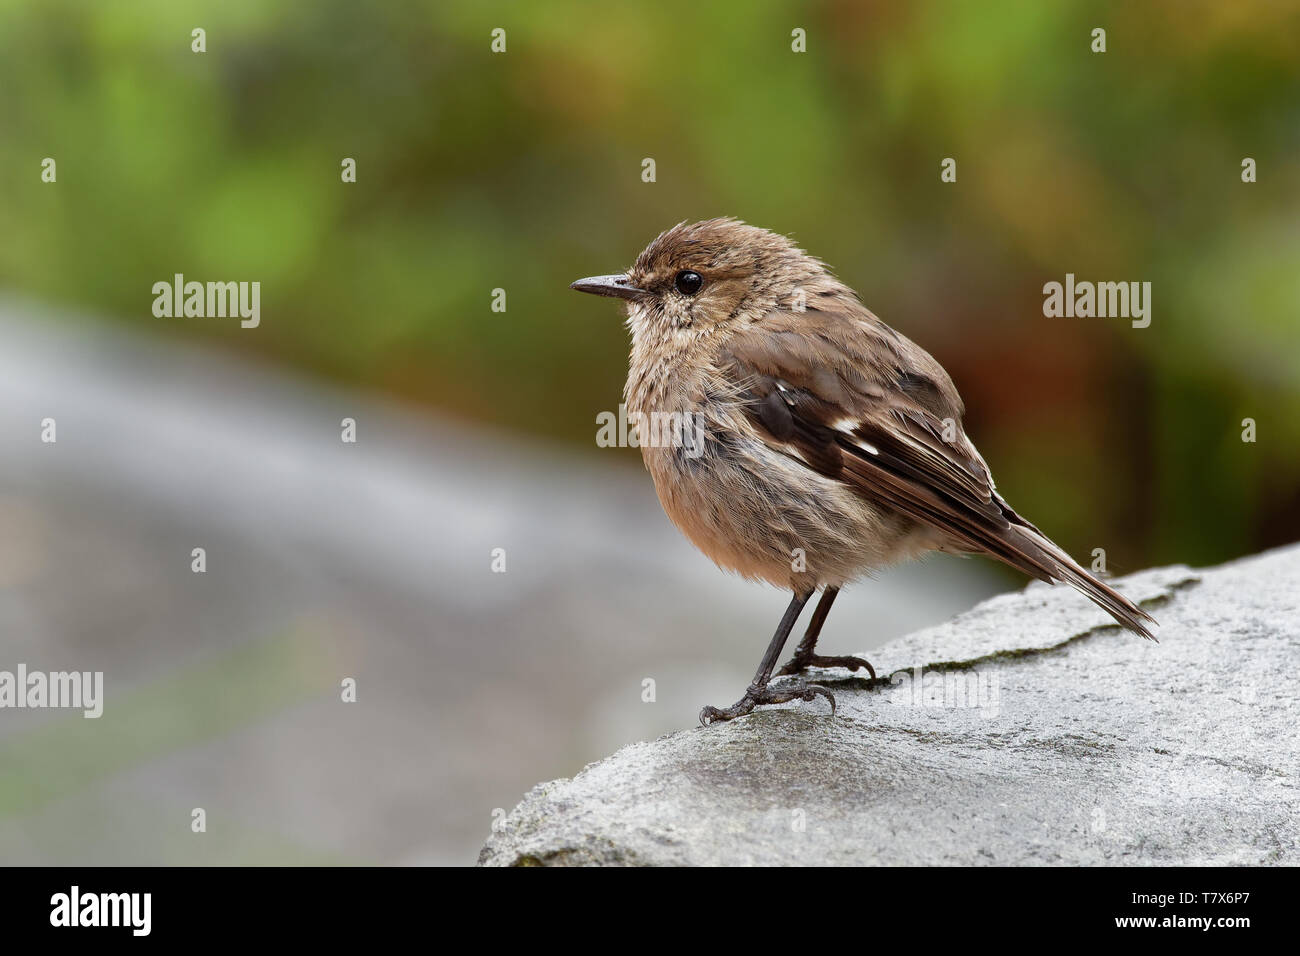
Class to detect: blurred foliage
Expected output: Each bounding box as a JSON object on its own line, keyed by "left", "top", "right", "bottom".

{"left": 1, "top": 0, "right": 1297, "bottom": 570}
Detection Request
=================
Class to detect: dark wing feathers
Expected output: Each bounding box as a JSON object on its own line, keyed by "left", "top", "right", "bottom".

{"left": 722, "top": 309, "right": 1156, "bottom": 639}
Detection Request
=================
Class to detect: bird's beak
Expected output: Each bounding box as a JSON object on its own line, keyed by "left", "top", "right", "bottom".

{"left": 569, "top": 273, "right": 645, "bottom": 301}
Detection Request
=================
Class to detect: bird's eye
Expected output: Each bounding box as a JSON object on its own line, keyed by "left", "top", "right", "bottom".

{"left": 674, "top": 270, "right": 704, "bottom": 296}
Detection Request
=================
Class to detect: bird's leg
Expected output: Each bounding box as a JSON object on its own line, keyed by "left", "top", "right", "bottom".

{"left": 699, "top": 591, "right": 836, "bottom": 725}
{"left": 775, "top": 586, "right": 877, "bottom": 679}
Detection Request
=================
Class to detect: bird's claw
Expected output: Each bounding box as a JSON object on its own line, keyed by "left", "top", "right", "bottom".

{"left": 776, "top": 653, "right": 876, "bottom": 680}
{"left": 699, "top": 679, "right": 836, "bottom": 725}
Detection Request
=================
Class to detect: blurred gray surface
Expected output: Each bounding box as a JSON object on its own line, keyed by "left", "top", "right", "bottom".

{"left": 0, "top": 298, "right": 1000, "bottom": 864}
{"left": 480, "top": 550, "right": 1299, "bottom": 866}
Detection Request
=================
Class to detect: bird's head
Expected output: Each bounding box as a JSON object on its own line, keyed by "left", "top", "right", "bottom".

{"left": 571, "top": 218, "right": 848, "bottom": 343}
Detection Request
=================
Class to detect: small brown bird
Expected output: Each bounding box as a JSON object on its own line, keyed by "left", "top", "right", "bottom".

{"left": 572, "top": 219, "right": 1156, "bottom": 725}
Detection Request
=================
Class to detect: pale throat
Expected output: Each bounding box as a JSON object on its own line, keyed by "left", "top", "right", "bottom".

{"left": 625, "top": 322, "right": 721, "bottom": 418}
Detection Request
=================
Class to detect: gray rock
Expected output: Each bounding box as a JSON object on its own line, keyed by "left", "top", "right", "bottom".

{"left": 479, "top": 546, "right": 1300, "bottom": 866}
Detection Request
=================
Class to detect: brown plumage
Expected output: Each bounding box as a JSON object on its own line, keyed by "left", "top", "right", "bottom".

{"left": 572, "top": 218, "right": 1156, "bottom": 724}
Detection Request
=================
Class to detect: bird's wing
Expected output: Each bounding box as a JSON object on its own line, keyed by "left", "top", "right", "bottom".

{"left": 719, "top": 308, "right": 1156, "bottom": 637}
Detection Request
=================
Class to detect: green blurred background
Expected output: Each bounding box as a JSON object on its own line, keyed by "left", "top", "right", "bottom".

{"left": 2, "top": 0, "right": 1298, "bottom": 569}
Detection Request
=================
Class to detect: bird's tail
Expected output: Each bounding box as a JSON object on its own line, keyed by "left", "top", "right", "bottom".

{"left": 992, "top": 501, "right": 1158, "bottom": 640}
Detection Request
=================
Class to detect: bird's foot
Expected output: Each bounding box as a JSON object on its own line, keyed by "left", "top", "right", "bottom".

{"left": 776, "top": 652, "right": 876, "bottom": 680}
{"left": 699, "top": 679, "right": 836, "bottom": 726}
